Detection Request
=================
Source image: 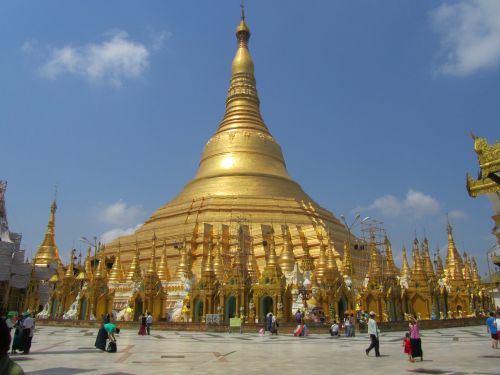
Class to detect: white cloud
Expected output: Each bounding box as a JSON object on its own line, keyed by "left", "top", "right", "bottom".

{"left": 151, "top": 30, "right": 172, "bottom": 51}
{"left": 448, "top": 209, "right": 467, "bottom": 220}
{"left": 98, "top": 200, "right": 143, "bottom": 227}
{"left": 360, "top": 189, "right": 440, "bottom": 219}
{"left": 38, "top": 30, "right": 150, "bottom": 87}
{"left": 430, "top": 0, "right": 500, "bottom": 76}
{"left": 100, "top": 224, "right": 142, "bottom": 244}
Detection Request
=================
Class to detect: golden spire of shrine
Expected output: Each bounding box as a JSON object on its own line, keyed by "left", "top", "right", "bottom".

{"left": 109, "top": 240, "right": 125, "bottom": 283}
{"left": 84, "top": 246, "right": 93, "bottom": 280}
{"left": 366, "top": 233, "right": 381, "bottom": 280}
{"left": 126, "top": 240, "right": 142, "bottom": 282}
{"left": 267, "top": 241, "right": 279, "bottom": 268}
{"left": 342, "top": 241, "right": 353, "bottom": 277}
{"left": 314, "top": 242, "right": 328, "bottom": 279}
{"left": 64, "top": 249, "right": 76, "bottom": 279}
{"left": 203, "top": 239, "right": 215, "bottom": 275}
{"left": 246, "top": 238, "right": 260, "bottom": 281}
{"left": 174, "top": 238, "right": 192, "bottom": 279}
{"left": 384, "top": 235, "right": 398, "bottom": 278}
{"left": 278, "top": 226, "right": 296, "bottom": 273}
{"left": 213, "top": 235, "right": 225, "bottom": 280}
{"left": 445, "top": 222, "right": 464, "bottom": 281}
{"left": 34, "top": 198, "right": 62, "bottom": 267}
{"left": 411, "top": 238, "right": 426, "bottom": 281}
{"left": 145, "top": 233, "right": 158, "bottom": 277}
{"left": 435, "top": 248, "right": 444, "bottom": 278}
{"left": 471, "top": 256, "right": 481, "bottom": 285}
{"left": 94, "top": 244, "right": 108, "bottom": 280}
{"left": 401, "top": 246, "right": 411, "bottom": 279}
{"left": 326, "top": 241, "right": 339, "bottom": 273}
{"left": 462, "top": 252, "right": 472, "bottom": 284}
{"left": 422, "top": 238, "right": 435, "bottom": 279}
{"left": 157, "top": 240, "right": 171, "bottom": 282}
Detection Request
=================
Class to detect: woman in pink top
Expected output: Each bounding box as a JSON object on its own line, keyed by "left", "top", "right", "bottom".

{"left": 409, "top": 316, "right": 423, "bottom": 361}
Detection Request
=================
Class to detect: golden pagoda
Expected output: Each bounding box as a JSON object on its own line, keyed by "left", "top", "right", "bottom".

{"left": 103, "top": 10, "right": 358, "bottom": 284}
{"left": 33, "top": 199, "right": 62, "bottom": 267}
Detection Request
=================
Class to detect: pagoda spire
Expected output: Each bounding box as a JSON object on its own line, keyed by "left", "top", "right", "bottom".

{"left": 342, "top": 241, "right": 353, "bottom": 277}
{"left": 326, "top": 241, "right": 339, "bottom": 273}
{"left": 64, "top": 249, "right": 76, "bottom": 279}
{"left": 422, "top": 238, "right": 435, "bottom": 279}
{"left": 401, "top": 246, "right": 411, "bottom": 279}
{"left": 94, "top": 244, "right": 108, "bottom": 280}
{"left": 278, "top": 225, "right": 296, "bottom": 273}
{"left": 109, "top": 240, "right": 125, "bottom": 283}
{"left": 213, "top": 235, "right": 225, "bottom": 280}
{"left": 145, "top": 233, "right": 158, "bottom": 277}
{"left": 174, "top": 238, "right": 192, "bottom": 279}
{"left": 84, "top": 246, "right": 93, "bottom": 280}
{"left": 264, "top": 241, "right": 282, "bottom": 277}
{"left": 126, "top": 239, "right": 142, "bottom": 282}
{"left": 366, "top": 233, "right": 381, "bottom": 280}
{"left": 314, "top": 242, "right": 328, "bottom": 279}
{"left": 471, "top": 257, "right": 481, "bottom": 286}
{"left": 462, "top": 252, "right": 472, "bottom": 285}
{"left": 34, "top": 197, "right": 62, "bottom": 267}
{"left": 246, "top": 237, "right": 260, "bottom": 282}
{"left": 157, "top": 240, "right": 171, "bottom": 282}
{"left": 384, "top": 235, "right": 399, "bottom": 278}
{"left": 435, "top": 248, "right": 444, "bottom": 278}
{"left": 203, "top": 239, "right": 215, "bottom": 275}
{"left": 411, "top": 238, "right": 426, "bottom": 281}
{"left": 445, "top": 222, "right": 464, "bottom": 281}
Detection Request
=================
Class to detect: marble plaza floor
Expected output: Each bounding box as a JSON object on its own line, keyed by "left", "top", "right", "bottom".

{"left": 10, "top": 325, "right": 499, "bottom": 375}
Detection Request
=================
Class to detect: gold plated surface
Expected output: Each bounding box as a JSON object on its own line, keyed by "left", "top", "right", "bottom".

{"left": 34, "top": 199, "right": 62, "bottom": 267}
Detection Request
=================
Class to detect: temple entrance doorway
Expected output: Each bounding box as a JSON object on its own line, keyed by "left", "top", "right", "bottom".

{"left": 225, "top": 296, "right": 236, "bottom": 321}
{"left": 337, "top": 297, "right": 347, "bottom": 320}
{"left": 134, "top": 297, "right": 143, "bottom": 321}
{"left": 79, "top": 298, "right": 88, "bottom": 320}
{"left": 261, "top": 296, "right": 273, "bottom": 322}
{"left": 194, "top": 300, "right": 204, "bottom": 322}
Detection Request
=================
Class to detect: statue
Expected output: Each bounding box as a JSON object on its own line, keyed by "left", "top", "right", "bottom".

{"left": 36, "top": 302, "right": 50, "bottom": 320}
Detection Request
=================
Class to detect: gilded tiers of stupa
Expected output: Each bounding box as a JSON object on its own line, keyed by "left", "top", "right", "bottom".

{"left": 104, "top": 12, "right": 358, "bottom": 281}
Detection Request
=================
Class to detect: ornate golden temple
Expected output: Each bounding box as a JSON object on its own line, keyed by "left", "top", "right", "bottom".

{"left": 21, "top": 11, "right": 491, "bottom": 323}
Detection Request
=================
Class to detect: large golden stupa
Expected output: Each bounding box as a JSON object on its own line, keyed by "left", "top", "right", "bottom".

{"left": 105, "top": 12, "right": 356, "bottom": 277}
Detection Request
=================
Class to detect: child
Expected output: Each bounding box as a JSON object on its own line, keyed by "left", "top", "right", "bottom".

{"left": 403, "top": 332, "right": 413, "bottom": 362}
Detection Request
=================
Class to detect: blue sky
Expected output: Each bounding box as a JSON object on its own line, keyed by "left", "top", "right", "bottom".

{"left": 1, "top": 1, "right": 498, "bottom": 275}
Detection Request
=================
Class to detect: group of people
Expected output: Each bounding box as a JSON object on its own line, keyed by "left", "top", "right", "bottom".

{"left": 5, "top": 312, "right": 35, "bottom": 355}
{"left": 0, "top": 317, "right": 25, "bottom": 375}
{"left": 138, "top": 312, "right": 153, "bottom": 336}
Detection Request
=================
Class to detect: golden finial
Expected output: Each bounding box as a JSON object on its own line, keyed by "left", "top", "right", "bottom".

{"left": 203, "top": 239, "right": 215, "bottom": 274}
{"left": 384, "top": 235, "right": 398, "bottom": 278}
{"left": 109, "top": 240, "right": 125, "bottom": 283}
{"left": 64, "top": 249, "right": 76, "bottom": 279}
{"left": 246, "top": 237, "right": 260, "bottom": 281}
{"left": 326, "top": 240, "right": 339, "bottom": 272}
{"left": 213, "top": 234, "right": 225, "bottom": 279}
{"left": 471, "top": 256, "right": 480, "bottom": 285}
{"left": 314, "top": 241, "right": 328, "bottom": 279}
{"left": 126, "top": 239, "right": 142, "bottom": 282}
{"left": 33, "top": 195, "right": 62, "bottom": 267}
{"left": 401, "top": 246, "right": 411, "bottom": 279}
{"left": 366, "top": 235, "right": 381, "bottom": 280}
{"left": 145, "top": 232, "right": 158, "bottom": 276}
{"left": 174, "top": 238, "right": 192, "bottom": 279}
{"left": 422, "top": 238, "right": 435, "bottom": 279}
{"left": 435, "top": 248, "right": 444, "bottom": 278}
{"left": 342, "top": 241, "right": 353, "bottom": 277}
{"left": 278, "top": 225, "right": 296, "bottom": 273}
{"left": 445, "top": 222, "right": 464, "bottom": 281}
{"left": 94, "top": 244, "right": 108, "bottom": 280}
{"left": 157, "top": 240, "right": 171, "bottom": 282}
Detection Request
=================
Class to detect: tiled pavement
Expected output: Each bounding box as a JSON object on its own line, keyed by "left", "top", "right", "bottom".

{"left": 10, "top": 325, "right": 500, "bottom": 375}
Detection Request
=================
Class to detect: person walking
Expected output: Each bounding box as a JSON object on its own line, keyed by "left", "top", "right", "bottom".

{"left": 138, "top": 314, "right": 147, "bottom": 335}
{"left": 266, "top": 313, "right": 273, "bottom": 333}
{"left": 409, "top": 316, "right": 423, "bottom": 361}
{"left": 349, "top": 314, "right": 356, "bottom": 337}
{"left": 146, "top": 312, "right": 153, "bottom": 335}
{"left": 402, "top": 332, "right": 413, "bottom": 362}
{"left": 271, "top": 315, "right": 279, "bottom": 335}
{"left": 21, "top": 313, "right": 34, "bottom": 354}
{"left": 344, "top": 314, "right": 351, "bottom": 337}
{"left": 365, "top": 311, "right": 380, "bottom": 357}
{"left": 486, "top": 311, "right": 498, "bottom": 349}
{"left": 11, "top": 315, "right": 24, "bottom": 354}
